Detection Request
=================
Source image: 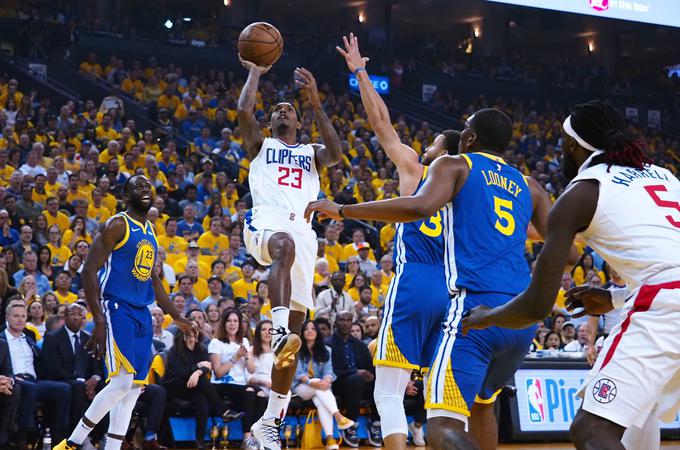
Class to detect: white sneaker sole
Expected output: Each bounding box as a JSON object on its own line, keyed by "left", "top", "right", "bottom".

{"left": 251, "top": 420, "right": 281, "bottom": 450}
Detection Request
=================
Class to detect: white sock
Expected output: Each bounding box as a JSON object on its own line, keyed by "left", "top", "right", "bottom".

{"left": 264, "top": 390, "right": 290, "bottom": 420}
{"left": 271, "top": 306, "right": 290, "bottom": 332}
{"left": 105, "top": 435, "right": 123, "bottom": 450}
{"left": 68, "top": 421, "right": 93, "bottom": 445}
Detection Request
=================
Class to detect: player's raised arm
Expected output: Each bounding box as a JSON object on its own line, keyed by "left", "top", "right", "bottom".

{"left": 462, "top": 179, "right": 599, "bottom": 332}
{"left": 81, "top": 216, "right": 126, "bottom": 358}
{"left": 305, "top": 155, "right": 468, "bottom": 223}
{"left": 237, "top": 56, "right": 271, "bottom": 160}
{"left": 295, "top": 67, "right": 341, "bottom": 168}
{"left": 337, "top": 33, "right": 422, "bottom": 193}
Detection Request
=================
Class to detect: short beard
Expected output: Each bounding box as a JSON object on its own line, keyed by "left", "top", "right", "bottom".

{"left": 128, "top": 197, "right": 152, "bottom": 212}
{"left": 274, "top": 122, "right": 291, "bottom": 135}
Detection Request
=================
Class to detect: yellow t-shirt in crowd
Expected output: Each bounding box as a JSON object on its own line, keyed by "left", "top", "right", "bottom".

{"left": 157, "top": 235, "right": 188, "bottom": 255}
{"left": 56, "top": 290, "right": 78, "bottom": 305}
{"left": 95, "top": 126, "right": 121, "bottom": 142}
{"left": 572, "top": 266, "right": 606, "bottom": 286}
{"left": 47, "top": 243, "right": 72, "bottom": 266}
{"left": 62, "top": 230, "right": 92, "bottom": 246}
{"left": 380, "top": 224, "right": 396, "bottom": 252}
{"left": 45, "top": 181, "right": 62, "bottom": 197}
{"left": 381, "top": 270, "right": 394, "bottom": 287}
{"left": 88, "top": 205, "right": 111, "bottom": 223}
{"left": 32, "top": 190, "right": 48, "bottom": 206}
{"left": 66, "top": 189, "right": 89, "bottom": 205}
{"left": 0, "top": 165, "right": 14, "bottom": 184}
{"left": 43, "top": 211, "right": 70, "bottom": 233}
{"left": 231, "top": 279, "right": 257, "bottom": 300}
{"left": 341, "top": 243, "right": 377, "bottom": 262}
{"left": 102, "top": 193, "right": 117, "bottom": 214}
{"left": 197, "top": 232, "right": 229, "bottom": 255}
{"left": 324, "top": 241, "right": 343, "bottom": 264}
{"left": 222, "top": 265, "right": 242, "bottom": 283}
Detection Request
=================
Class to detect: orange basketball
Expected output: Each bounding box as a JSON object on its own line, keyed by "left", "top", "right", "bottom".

{"left": 237, "top": 22, "right": 283, "bottom": 67}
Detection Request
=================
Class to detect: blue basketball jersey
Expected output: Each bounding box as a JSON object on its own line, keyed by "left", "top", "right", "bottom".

{"left": 98, "top": 212, "right": 158, "bottom": 306}
{"left": 393, "top": 167, "right": 445, "bottom": 266}
{"left": 443, "top": 152, "right": 532, "bottom": 295}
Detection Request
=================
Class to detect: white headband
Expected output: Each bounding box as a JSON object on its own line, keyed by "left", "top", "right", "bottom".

{"left": 563, "top": 115, "right": 601, "bottom": 153}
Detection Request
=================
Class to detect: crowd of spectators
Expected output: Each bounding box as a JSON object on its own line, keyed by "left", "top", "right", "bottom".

{"left": 0, "top": 35, "right": 676, "bottom": 449}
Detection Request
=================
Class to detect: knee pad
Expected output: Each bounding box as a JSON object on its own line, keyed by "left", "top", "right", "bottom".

{"left": 374, "top": 390, "right": 407, "bottom": 437}
{"left": 374, "top": 366, "right": 411, "bottom": 437}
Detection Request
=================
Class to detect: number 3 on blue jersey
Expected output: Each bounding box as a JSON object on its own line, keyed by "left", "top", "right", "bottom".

{"left": 419, "top": 211, "right": 443, "bottom": 237}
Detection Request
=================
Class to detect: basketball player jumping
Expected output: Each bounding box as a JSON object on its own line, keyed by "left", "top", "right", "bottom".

{"left": 306, "top": 108, "right": 553, "bottom": 450}
{"left": 54, "top": 175, "right": 195, "bottom": 450}
{"left": 462, "top": 100, "right": 680, "bottom": 450}
{"left": 236, "top": 58, "right": 345, "bottom": 449}
{"left": 337, "top": 33, "right": 459, "bottom": 449}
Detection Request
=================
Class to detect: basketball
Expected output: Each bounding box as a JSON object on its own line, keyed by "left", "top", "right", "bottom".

{"left": 237, "top": 22, "right": 283, "bottom": 67}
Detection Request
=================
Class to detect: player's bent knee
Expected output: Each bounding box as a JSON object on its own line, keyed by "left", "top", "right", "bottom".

{"left": 375, "top": 390, "right": 407, "bottom": 436}
{"left": 269, "top": 233, "right": 296, "bottom": 261}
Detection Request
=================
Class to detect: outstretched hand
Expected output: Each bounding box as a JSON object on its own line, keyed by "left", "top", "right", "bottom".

{"left": 294, "top": 67, "right": 321, "bottom": 108}
{"left": 336, "top": 33, "right": 369, "bottom": 73}
{"left": 238, "top": 54, "right": 272, "bottom": 75}
{"left": 565, "top": 286, "right": 613, "bottom": 318}
{"left": 305, "top": 199, "right": 342, "bottom": 222}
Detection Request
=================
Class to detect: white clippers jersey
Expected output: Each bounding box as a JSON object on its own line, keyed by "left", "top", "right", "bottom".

{"left": 248, "top": 137, "right": 320, "bottom": 218}
{"left": 570, "top": 163, "right": 680, "bottom": 290}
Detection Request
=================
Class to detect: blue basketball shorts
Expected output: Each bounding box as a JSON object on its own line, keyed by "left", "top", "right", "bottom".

{"left": 374, "top": 262, "right": 449, "bottom": 371}
{"left": 425, "top": 289, "right": 537, "bottom": 416}
{"left": 102, "top": 296, "right": 153, "bottom": 384}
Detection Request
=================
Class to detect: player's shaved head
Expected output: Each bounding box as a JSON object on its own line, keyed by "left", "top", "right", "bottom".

{"left": 124, "top": 174, "right": 147, "bottom": 195}
{"left": 462, "top": 108, "right": 512, "bottom": 154}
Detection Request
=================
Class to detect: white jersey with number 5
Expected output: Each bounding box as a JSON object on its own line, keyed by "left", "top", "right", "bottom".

{"left": 570, "top": 162, "right": 680, "bottom": 290}
{"left": 248, "top": 137, "right": 320, "bottom": 219}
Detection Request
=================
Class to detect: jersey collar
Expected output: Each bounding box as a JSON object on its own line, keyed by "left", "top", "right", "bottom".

{"left": 275, "top": 138, "right": 301, "bottom": 148}
{"left": 475, "top": 152, "right": 507, "bottom": 165}
{"left": 123, "top": 212, "right": 149, "bottom": 233}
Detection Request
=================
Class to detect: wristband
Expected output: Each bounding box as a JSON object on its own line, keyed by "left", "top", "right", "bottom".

{"left": 306, "top": 379, "right": 312, "bottom": 385}
{"left": 354, "top": 67, "right": 367, "bottom": 75}
{"left": 230, "top": 358, "right": 237, "bottom": 364}
{"left": 339, "top": 204, "right": 347, "bottom": 219}
{"left": 610, "top": 287, "right": 631, "bottom": 309}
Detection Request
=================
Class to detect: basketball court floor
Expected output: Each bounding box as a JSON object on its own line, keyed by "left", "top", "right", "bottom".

{"left": 346, "top": 444, "right": 680, "bottom": 449}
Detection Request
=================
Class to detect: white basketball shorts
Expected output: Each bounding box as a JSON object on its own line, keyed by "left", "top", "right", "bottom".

{"left": 243, "top": 206, "right": 317, "bottom": 311}
{"left": 578, "top": 280, "right": 680, "bottom": 429}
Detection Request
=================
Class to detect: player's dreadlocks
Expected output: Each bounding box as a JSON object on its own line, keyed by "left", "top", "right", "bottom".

{"left": 570, "top": 100, "right": 652, "bottom": 171}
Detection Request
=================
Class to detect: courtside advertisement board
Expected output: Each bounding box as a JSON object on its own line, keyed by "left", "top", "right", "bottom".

{"left": 514, "top": 369, "right": 680, "bottom": 432}
{"left": 486, "top": 0, "right": 680, "bottom": 28}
